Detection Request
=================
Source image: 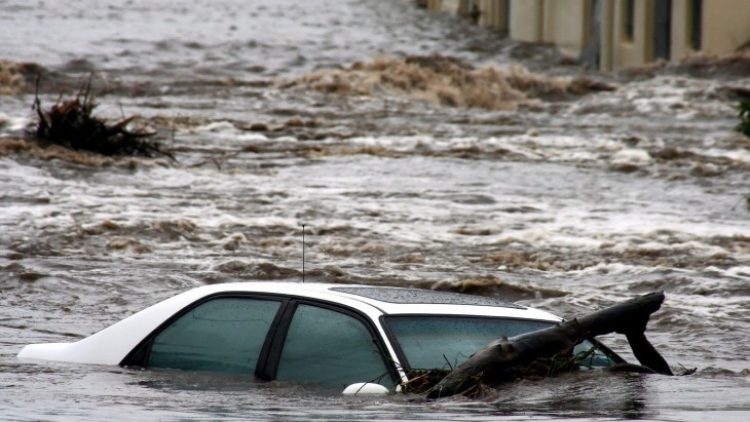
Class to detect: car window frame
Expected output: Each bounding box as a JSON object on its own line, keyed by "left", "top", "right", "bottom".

{"left": 120, "top": 292, "right": 290, "bottom": 376}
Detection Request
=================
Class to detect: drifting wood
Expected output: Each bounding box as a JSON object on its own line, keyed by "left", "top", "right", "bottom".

{"left": 427, "top": 291, "right": 671, "bottom": 399}
{"left": 625, "top": 331, "right": 672, "bottom": 376}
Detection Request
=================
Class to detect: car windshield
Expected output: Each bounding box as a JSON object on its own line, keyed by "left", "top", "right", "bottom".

{"left": 384, "top": 315, "right": 554, "bottom": 370}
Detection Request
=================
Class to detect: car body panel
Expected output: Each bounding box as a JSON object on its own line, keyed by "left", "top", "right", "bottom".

{"left": 18, "top": 285, "right": 215, "bottom": 365}
{"left": 17, "top": 282, "right": 564, "bottom": 385}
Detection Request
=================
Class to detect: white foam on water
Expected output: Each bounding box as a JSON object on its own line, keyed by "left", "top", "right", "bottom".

{"left": 610, "top": 148, "right": 652, "bottom": 167}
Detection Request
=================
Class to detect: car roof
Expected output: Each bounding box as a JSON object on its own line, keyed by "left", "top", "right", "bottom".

{"left": 191, "top": 282, "right": 561, "bottom": 322}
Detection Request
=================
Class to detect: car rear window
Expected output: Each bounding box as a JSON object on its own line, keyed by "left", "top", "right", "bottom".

{"left": 384, "top": 315, "right": 554, "bottom": 370}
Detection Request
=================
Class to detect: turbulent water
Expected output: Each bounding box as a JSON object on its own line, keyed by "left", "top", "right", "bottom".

{"left": 1, "top": 0, "right": 749, "bottom": 420}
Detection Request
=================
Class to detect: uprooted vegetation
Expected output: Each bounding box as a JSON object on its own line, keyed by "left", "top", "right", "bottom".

{"left": 401, "top": 290, "right": 680, "bottom": 400}
{"left": 401, "top": 346, "right": 604, "bottom": 398}
{"left": 281, "top": 54, "right": 615, "bottom": 110}
{"left": 30, "top": 80, "right": 172, "bottom": 159}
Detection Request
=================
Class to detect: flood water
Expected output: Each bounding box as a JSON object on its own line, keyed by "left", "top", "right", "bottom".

{"left": 1, "top": 0, "right": 749, "bottom": 420}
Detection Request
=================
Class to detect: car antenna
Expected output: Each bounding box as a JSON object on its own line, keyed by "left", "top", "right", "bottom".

{"left": 301, "top": 223, "right": 306, "bottom": 283}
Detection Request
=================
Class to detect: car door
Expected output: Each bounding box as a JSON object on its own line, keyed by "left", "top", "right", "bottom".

{"left": 122, "top": 294, "right": 397, "bottom": 389}
{"left": 121, "top": 295, "right": 284, "bottom": 375}
{"left": 263, "top": 301, "right": 397, "bottom": 389}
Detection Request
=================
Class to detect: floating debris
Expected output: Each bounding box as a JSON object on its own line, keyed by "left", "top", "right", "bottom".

{"left": 30, "top": 78, "right": 172, "bottom": 159}
{"left": 106, "top": 236, "right": 153, "bottom": 254}
{"left": 427, "top": 292, "right": 672, "bottom": 399}
{"left": 400, "top": 369, "right": 450, "bottom": 395}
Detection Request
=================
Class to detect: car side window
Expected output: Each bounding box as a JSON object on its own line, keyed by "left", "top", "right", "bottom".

{"left": 275, "top": 304, "right": 392, "bottom": 388}
{"left": 147, "top": 297, "right": 281, "bottom": 374}
{"left": 573, "top": 339, "right": 618, "bottom": 369}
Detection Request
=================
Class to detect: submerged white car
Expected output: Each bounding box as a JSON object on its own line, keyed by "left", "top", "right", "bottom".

{"left": 18, "top": 282, "right": 622, "bottom": 393}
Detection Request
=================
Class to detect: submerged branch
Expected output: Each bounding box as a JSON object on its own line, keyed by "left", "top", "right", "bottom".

{"left": 427, "top": 291, "right": 672, "bottom": 399}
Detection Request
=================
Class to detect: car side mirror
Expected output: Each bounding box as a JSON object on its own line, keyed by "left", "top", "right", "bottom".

{"left": 342, "top": 382, "right": 390, "bottom": 396}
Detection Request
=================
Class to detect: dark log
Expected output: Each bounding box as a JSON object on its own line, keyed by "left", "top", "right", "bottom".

{"left": 625, "top": 331, "right": 673, "bottom": 376}
{"left": 427, "top": 291, "right": 671, "bottom": 399}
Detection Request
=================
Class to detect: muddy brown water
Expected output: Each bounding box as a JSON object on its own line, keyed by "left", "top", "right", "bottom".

{"left": 1, "top": 0, "right": 749, "bottom": 420}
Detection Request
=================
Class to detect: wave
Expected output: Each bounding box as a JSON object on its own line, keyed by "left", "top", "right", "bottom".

{"left": 432, "top": 275, "right": 568, "bottom": 301}
{"left": 281, "top": 54, "right": 615, "bottom": 110}
{"left": 0, "top": 60, "right": 26, "bottom": 95}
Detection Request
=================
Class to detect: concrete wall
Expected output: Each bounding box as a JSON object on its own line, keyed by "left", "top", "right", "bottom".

{"left": 607, "top": 0, "right": 654, "bottom": 70}
{"left": 509, "top": 0, "right": 544, "bottom": 41}
{"left": 421, "top": 0, "right": 750, "bottom": 71}
{"left": 541, "top": 0, "right": 592, "bottom": 57}
{"left": 426, "top": 0, "right": 475, "bottom": 18}
{"left": 425, "top": 0, "right": 446, "bottom": 12}
{"left": 671, "top": 0, "right": 694, "bottom": 60}
{"left": 477, "top": 0, "right": 509, "bottom": 32}
{"left": 702, "top": 0, "right": 750, "bottom": 55}
{"left": 439, "top": 0, "right": 461, "bottom": 13}
{"left": 599, "top": 0, "right": 615, "bottom": 70}
{"left": 604, "top": 0, "right": 750, "bottom": 70}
